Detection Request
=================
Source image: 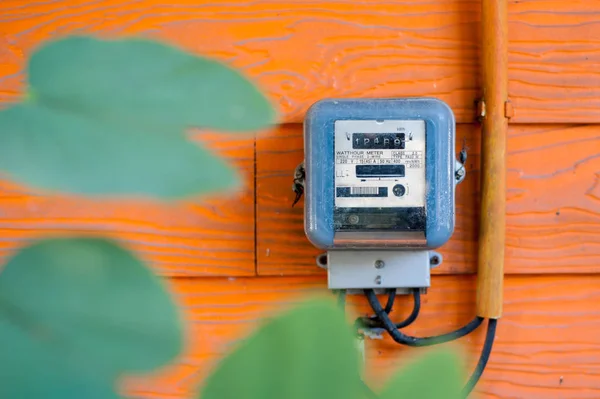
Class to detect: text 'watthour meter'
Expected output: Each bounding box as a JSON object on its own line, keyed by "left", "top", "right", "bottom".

{"left": 303, "top": 98, "right": 459, "bottom": 291}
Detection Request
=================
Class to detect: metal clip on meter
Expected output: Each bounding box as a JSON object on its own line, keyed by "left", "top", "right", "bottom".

{"left": 304, "top": 98, "right": 457, "bottom": 292}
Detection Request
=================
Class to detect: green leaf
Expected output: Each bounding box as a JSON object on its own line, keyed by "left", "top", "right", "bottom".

{"left": 0, "top": 35, "right": 270, "bottom": 197}
{"left": 0, "top": 103, "right": 238, "bottom": 198}
{"left": 200, "top": 299, "right": 364, "bottom": 399}
{"left": 28, "top": 36, "right": 276, "bottom": 132}
{"left": 0, "top": 237, "right": 183, "bottom": 398}
{"left": 0, "top": 321, "right": 121, "bottom": 399}
{"left": 380, "top": 348, "right": 465, "bottom": 399}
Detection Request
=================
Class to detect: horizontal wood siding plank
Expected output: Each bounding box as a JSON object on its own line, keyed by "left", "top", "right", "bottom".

{"left": 1, "top": 0, "right": 599, "bottom": 123}
{"left": 256, "top": 124, "right": 600, "bottom": 275}
{"left": 0, "top": 132, "right": 257, "bottom": 277}
{"left": 124, "top": 274, "right": 600, "bottom": 399}
{"left": 509, "top": 0, "right": 600, "bottom": 122}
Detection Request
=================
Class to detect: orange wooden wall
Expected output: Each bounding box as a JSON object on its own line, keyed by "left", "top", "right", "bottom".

{"left": 1, "top": 1, "right": 600, "bottom": 398}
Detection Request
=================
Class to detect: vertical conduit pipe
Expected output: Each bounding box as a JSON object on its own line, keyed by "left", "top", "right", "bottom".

{"left": 476, "top": 0, "right": 508, "bottom": 319}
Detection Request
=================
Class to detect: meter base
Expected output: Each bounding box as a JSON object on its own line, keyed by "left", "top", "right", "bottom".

{"left": 326, "top": 250, "right": 438, "bottom": 290}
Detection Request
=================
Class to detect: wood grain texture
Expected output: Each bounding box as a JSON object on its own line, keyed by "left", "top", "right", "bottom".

{"left": 123, "top": 274, "right": 600, "bottom": 399}
{"left": 509, "top": 0, "right": 600, "bottom": 122}
{"left": 478, "top": 0, "right": 509, "bottom": 319}
{"left": 1, "top": 0, "right": 600, "bottom": 123}
{"left": 256, "top": 124, "right": 600, "bottom": 276}
{"left": 1, "top": 3, "right": 599, "bottom": 399}
{"left": 0, "top": 132, "right": 257, "bottom": 277}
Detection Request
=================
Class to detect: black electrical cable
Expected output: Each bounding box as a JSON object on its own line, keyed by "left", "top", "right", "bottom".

{"left": 364, "top": 289, "right": 484, "bottom": 347}
{"left": 364, "top": 289, "right": 497, "bottom": 397}
{"left": 462, "top": 318, "right": 497, "bottom": 398}
{"left": 383, "top": 288, "right": 396, "bottom": 314}
{"left": 394, "top": 289, "right": 420, "bottom": 329}
{"left": 359, "top": 288, "right": 421, "bottom": 330}
{"left": 362, "top": 289, "right": 396, "bottom": 328}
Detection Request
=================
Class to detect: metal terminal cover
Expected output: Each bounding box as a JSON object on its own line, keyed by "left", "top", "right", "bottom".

{"left": 327, "top": 250, "right": 432, "bottom": 290}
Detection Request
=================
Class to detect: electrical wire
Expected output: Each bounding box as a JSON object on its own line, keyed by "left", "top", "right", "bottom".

{"left": 360, "top": 289, "right": 396, "bottom": 328}
{"left": 364, "top": 289, "right": 484, "bottom": 347}
{"left": 358, "top": 288, "right": 421, "bottom": 330}
{"left": 364, "top": 289, "right": 497, "bottom": 397}
{"left": 383, "top": 288, "right": 396, "bottom": 314}
{"left": 394, "top": 289, "right": 420, "bottom": 329}
{"left": 462, "top": 318, "right": 497, "bottom": 398}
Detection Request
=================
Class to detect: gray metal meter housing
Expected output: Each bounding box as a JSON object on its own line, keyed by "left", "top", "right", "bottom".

{"left": 304, "top": 98, "right": 456, "bottom": 251}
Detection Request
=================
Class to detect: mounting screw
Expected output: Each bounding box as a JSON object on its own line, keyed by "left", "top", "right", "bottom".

{"left": 316, "top": 253, "right": 328, "bottom": 269}
{"left": 374, "top": 259, "right": 385, "bottom": 269}
{"left": 374, "top": 275, "right": 382, "bottom": 285}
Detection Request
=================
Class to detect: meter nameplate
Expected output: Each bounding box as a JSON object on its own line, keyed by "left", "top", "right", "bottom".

{"left": 334, "top": 120, "right": 426, "bottom": 209}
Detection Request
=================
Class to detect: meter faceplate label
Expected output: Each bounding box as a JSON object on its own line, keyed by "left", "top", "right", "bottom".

{"left": 334, "top": 120, "right": 426, "bottom": 209}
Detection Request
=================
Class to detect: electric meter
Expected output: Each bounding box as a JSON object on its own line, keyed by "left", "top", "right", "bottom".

{"left": 303, "top": 98, "right": 458, "bottom": 290}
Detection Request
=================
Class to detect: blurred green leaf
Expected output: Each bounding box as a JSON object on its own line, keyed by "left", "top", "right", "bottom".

{"left": 28, "top": 36, "right": 276, "bottom": 132}
{"left": 380, "top": 348, "right": 464, "bottom": 399}
{"left": 200, "top": 299, "right": 364, "bottom": 399}
{"left": 0, "top": 237, "right": 183, "bottom": 398}
{"left": 0, "top": 104, "right": 238, "bottom": 198}
{"left": 0, "top": 35, "right": 274, "bottom": 197}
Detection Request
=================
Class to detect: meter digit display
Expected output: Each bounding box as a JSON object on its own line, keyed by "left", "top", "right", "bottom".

{"left": 352, "top": 133, "right": 405, "bottom": 149}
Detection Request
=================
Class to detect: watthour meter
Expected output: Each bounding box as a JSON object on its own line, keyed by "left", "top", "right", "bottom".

{"left": 303, "top": 98, "right": 459, "bottom": 291}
